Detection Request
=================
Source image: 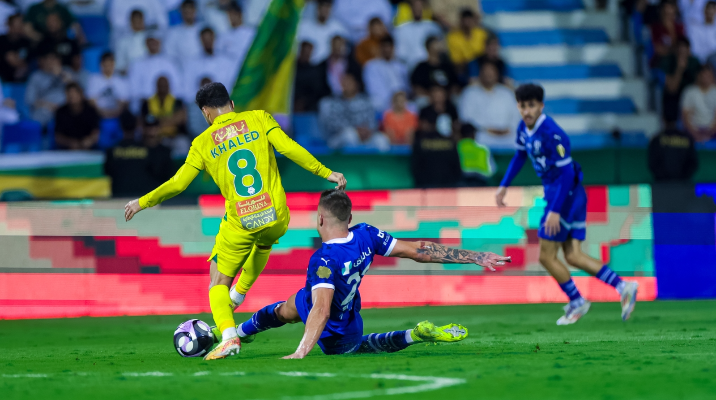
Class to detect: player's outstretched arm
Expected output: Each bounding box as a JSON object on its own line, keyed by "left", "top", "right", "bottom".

{"left": 389, "top": 240, "right": 511, "bottom": 271}
{"left": 283, "top": 288, "right": 334, "bottom": 359}
{"left": 124, "top": 164, "right": 200, "bottom": 221}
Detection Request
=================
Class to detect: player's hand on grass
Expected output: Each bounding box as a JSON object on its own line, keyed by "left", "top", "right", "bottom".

{"left": 124, "top": 199, "right": 143, "bottom": 222}
{"left": 282, "top": 352, "right": 306, "bottom": 359}
{"left": 474, "top": 252, "right": 512, "bottom": 271}
{"left": 544, "top": 211, "right": 561, "bottom": 236}
{"left": 495, "top": 186, "right": 508, "bottom": 207}
{"left": 327, "top": 171, "right": 347, "bottom": 190}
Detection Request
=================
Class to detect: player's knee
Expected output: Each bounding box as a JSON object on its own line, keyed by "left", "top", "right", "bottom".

{"left": 538, "top": 251, "right": 557, "bottom": 266}
{"left": 275, "top": 302, "right": 301, "bottom": 324}
{"left": 564, "top": 251, "right": 581, "bottom": 267}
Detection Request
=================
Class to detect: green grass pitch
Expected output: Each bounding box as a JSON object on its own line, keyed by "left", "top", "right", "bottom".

{"left": 1, "top": 301, "right": 715, "bottom": 400}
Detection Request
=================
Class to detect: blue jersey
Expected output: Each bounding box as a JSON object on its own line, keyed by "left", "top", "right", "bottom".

{"left": 515, "top": 114, "right": 582, "bottom": 187}
{"left": 301, "top": 223, "right": 397, "bottom": 338}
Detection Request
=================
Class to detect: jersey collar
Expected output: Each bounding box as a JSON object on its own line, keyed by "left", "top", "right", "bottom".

{"left": 525, "top": 114, "right": 546, "bottom": 137}
{"left": 324, "top": 232, "right": 354, "bottom": 244}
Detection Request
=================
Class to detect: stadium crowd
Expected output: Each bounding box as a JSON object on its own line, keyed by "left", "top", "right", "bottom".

{"left": 0, "top": 0, "right": 710, "bottom": 188}
{"left": 0, "top": 0, "right": 504, "bottom": 188}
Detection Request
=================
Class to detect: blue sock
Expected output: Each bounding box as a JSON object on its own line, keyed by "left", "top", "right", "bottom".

{"left": 237, "top": 301, "right": 285, "bottom": 337}
{"left": 596, "top": 265, "right": 623, "bottom": 290}
{"left": 356, "top": 331, "right": 412, "bottom": 354}
{"left": 558, "top": 279, "right": 584, "bottom": 305}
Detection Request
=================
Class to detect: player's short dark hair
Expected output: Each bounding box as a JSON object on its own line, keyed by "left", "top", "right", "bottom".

{"left": 195, "top": 82, "right": 232, "bottom": 109}
{"left": 380, "top": 35, "right": 394, "bottom": 46}
{"left": 319, "top": 190, "right": 352, "bottom": 222}
{"left": 515, "top": 83, "right": 544, "bottom": 103}
{"left": 100, "top": 51, "right": 114, "bottom": 63}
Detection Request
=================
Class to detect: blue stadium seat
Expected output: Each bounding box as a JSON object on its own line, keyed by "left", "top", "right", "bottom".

{"left": 78, "top": 16, "right": 110, "bottom": 47}
{"left": 498, "top": 29, "right": 609, "bottom": 47}
{"left": 98, "top": 118, "right": 123, "bottom": 149}
{"left": 544, "top": 98, "right": 636, "bottom": 114}
{"left": 481, "top": 0, "right": 583, "bottom": 14}
{"left": 168, "top": 9, "right": 183, "bottom": 26}
{"left": 509, "top": 64, "right": 622, "bottom": 80}
{"left": 83, "top": 46, "right": 107, "bottom": 74}
{"left": 292, "top": 113, "right": 326, "bottom": 146}
{"left": 1, "top": 120, "right": 43, "bottom": 153}
{"left": 2, "top": 83, "right": 30, "bottom": 120}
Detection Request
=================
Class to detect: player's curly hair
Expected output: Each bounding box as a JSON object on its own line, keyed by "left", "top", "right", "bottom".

{"left": 319, "top": 190, "right": 352, "bottom": 222}
{"left": 515, "top": 83, "right": 544, "bottom": 103}
{"left": 195, "top": 82, "right": 232, "bottom": 109}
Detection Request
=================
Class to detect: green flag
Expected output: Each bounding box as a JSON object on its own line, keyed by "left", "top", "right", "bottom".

{"left": 230, "top": 0, "right": 304, "bottom": 114}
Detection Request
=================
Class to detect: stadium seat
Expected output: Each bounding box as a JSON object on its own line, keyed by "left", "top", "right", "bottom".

{"left": 2, "top": 83, "right": 30, "bottom": 120}
{"left": 78, "top": 16, "right": 110, "bottom": 47}
{"left": 83, "top": 46, "right": 107, "bottom": 74}
{"left": 292, "top": 113, "right": 326, "bottom": 146}
{"left": 168, "top": 9, "right": 183, "bottom": 26}
{"left": 98, "top": 118, "right": 123, "bottom": 149}
{"left": 1, "top": 120, "right": 43, "bottom": 153}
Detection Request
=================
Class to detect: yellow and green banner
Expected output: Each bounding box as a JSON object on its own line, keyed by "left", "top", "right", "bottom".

{"left": 231, "top": 0, "right": 304, "bottom": 114}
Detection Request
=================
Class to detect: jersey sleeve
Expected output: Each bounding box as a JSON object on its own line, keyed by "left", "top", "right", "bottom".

{"left": 184, "top": 140, "right": 204, "bottom": 171}
{"left": 138, "top": 164, "right": 200, "bottom": 209}
{"left": 363, "top": 224, "right": 397, "bottom": 257}
{"left": 306, "top": 256, "right": 339, "bottom": 291}
{"left": 515, "top": 127, "right": 526, "bottom": 150}
{"left": 261, "top": 110, "right": 281, "bottom": 134}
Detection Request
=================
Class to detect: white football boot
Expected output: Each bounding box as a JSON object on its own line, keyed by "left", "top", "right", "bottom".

{"left": 556, "top": 300, "right": 591, "bottom": 325}
{"left": 620, "top": 281, "right": 639, "bottom": 321}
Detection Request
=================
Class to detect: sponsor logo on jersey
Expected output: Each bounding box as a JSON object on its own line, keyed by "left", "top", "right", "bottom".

{"left": 236, "top": 193, "right": 273, "bottom": 216}
{"left": 317, "top": 266, "right": 332, "bottom": 279}
{"left": 239, "top": 207, "right": 276, "bottom": 230}
{"left": 212, "top": 120, "right": 249, "bottom": 145}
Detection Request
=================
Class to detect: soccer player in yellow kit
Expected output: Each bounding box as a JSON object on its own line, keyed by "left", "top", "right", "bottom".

{"left": 124, "top": 82, "right": 347, "bottom": 360}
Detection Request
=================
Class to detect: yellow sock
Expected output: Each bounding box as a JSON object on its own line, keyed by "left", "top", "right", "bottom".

{"left": 209, "top": 285, "right": 235, "bottom": 334}
{"left": 235, "top": 245, "right": 271, "bottom": 294}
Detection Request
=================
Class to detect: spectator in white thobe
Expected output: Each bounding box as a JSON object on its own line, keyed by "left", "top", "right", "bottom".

{"left": 182, "top": 27, "right": 237, "bottom": 101}
{"left": 688, "top": 1, "right": 716, "bottom": 63}
{"left": 87, "top": 52, "right": 129, "bottom": 119}
{"left": 199, "top": 0, "right": 232, "bottom": 34}
{"left": 109, "top": 0, "right": 168, "bottom": 43}
{"left": 458, "top": 60, "right": 520, "bottom": 150}
{"left": 332, "top": 0, "right": 392, "bottom": 42}
{"left": 216, "top": 2, "right": 255, "bottom": 71}
{"left": 394, "top": 0, "right": 442, "bottom": 71}
{"left": 128, "top": 32, "right": 181, "bottom": 112}
{"left": 297, "top": 0, "right": 349, "bottom": 65}
{"left": 164, "top": 0, "right": 203, "bottom": 61}
{"left": 363, "top": 35, "right": 409, "bottom": 113}
{"left": 114, "top": 9, "right": 148, "bottom": 74}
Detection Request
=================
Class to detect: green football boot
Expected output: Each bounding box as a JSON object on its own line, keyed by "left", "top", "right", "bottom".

{"left": 410, "top": 320, "right": 468, "bottom": 343}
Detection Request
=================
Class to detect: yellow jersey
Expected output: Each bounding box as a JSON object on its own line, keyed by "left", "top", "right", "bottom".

{"left": 139, "top": 110, "right": 332, "bottom": 232}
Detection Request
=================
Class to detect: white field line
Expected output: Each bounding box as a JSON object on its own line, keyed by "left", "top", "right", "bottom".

{"left": 258, "top": 372, "right": 466, "bottom": 400}
{"left": 122, "top": 372, "right": 173, "bottom": 377}
{"left": 1, "top": 374, "right": 48, "bottom": 378}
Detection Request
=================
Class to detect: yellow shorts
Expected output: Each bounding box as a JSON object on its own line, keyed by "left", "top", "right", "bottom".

{"left": 208, "top": 210, "right": 290, "bottom": 277}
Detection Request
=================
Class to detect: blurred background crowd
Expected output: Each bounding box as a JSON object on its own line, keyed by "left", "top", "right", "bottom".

{"left": 0, "top": 0, "right": 713, "bottom": 195}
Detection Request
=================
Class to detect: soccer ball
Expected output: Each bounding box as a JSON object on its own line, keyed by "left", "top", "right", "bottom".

{"left": 173, "top": 319, "right": 214, "bottom": 357}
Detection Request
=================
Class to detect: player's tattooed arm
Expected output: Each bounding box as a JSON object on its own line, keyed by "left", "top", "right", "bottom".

{"left": 390, "top": 240, "right": 511, "bottom": 271}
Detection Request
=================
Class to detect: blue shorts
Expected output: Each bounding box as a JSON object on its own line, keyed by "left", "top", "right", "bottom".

{"left": 294, "top": 288, "right": 364, "bottom": 355}
{"left": 539, "top": 183, "right": 587, "bottom": 242}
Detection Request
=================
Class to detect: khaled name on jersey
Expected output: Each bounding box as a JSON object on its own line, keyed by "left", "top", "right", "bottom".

{"left": 210, "top": 120, "right": 260, "bottom": 158}
{"left": 237, "top": 193, "right": 276, "bottom": 230}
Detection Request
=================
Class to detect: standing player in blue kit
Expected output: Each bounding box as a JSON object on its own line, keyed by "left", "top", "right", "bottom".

{"left": 495, "top": 84, "right": 639, "bottom": 325}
